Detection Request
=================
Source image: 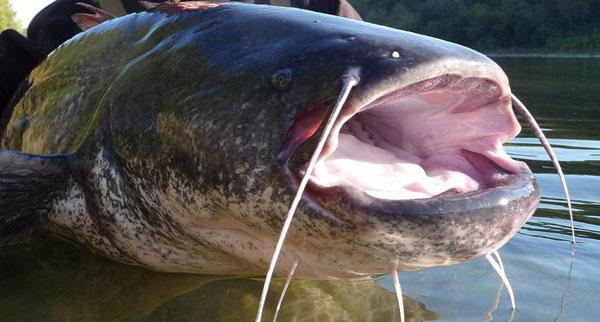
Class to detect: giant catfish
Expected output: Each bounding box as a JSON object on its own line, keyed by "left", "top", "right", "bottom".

{"left": 0, "top": 1, "right": 545, "bottom": 279}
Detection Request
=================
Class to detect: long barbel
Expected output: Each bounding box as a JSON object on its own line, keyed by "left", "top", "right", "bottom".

{"left": 255, "top": 70, "right": 360, "bottom": 322}
{"left": 511, "top": 94, "right": 576, "bottom": 244}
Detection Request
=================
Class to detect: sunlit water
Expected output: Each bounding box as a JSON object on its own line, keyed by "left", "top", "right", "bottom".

{"left": 1, "top": 58, "right": 599, "bottom": 322}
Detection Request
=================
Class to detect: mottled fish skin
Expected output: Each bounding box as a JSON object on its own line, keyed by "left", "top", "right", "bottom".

{"left": 1, "top": 3, "right": 538, "bottom": 278}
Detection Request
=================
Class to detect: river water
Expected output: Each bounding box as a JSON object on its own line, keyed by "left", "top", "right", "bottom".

{"left": 1, "top": 58, "right": 599, "bottom": 322}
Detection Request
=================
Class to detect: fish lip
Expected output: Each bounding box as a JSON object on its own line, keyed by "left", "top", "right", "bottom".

{"left": 319, "top": 161, "right": 537, "bottom": 217}
{"left": 289, "top": 159, "right": 537, "bottom": 215}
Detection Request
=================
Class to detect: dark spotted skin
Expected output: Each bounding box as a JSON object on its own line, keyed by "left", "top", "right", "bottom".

{"left": 0, "top": 0, "right": 360, "bottom": 120}
{"left": 0, "top": 2, "right": 539, "bottom": 278}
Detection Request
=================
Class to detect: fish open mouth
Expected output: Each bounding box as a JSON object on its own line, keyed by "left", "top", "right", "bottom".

{"left": 287, "top": 74, "right": 527, "bottom": 201}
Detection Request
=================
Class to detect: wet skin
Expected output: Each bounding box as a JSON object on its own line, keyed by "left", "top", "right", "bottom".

{"left": 0, "top": 2, "right": 539, "bottom": 278}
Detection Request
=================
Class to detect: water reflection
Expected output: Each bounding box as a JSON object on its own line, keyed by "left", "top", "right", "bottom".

{"left": 483, "top": 281, "right": 516, "bottom": 322}
{"left": 0, "top": 236, "right": 439, "bottom": 322}
{"left": 553, "top": 249, "right": 575, "bottom": 322}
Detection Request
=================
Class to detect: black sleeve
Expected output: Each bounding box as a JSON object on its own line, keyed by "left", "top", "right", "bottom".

{"left": 0, "top": 30, "right": 45, "bottom": 115}
{"left": 27, "top": 0, "right": 98, "bottom": 55}
{"left": 120, "top": 0, "right": 145, "bottom": 13}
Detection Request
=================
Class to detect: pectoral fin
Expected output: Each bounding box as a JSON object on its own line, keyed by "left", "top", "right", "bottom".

{"left": 0, "top": 151, "right": 71, "bottom": 246}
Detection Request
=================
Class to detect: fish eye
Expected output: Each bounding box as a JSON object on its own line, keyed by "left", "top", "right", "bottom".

{"left": 391, "top": 51, "right": 401, "bottom": 59}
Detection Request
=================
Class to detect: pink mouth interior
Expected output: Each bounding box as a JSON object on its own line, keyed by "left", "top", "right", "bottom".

{"left": 310, "top": 77, "right": 523, "bottom": 200}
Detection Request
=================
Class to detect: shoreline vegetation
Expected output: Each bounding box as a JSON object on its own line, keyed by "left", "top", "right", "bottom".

{"left": 353, "top": 0, "right": 600, "bottom": 57}
{"left": 0, "top": 0, "right": 22, "bottom": 33}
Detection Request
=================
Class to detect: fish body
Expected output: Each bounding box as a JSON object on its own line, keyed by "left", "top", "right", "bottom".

{"left": 0, "top": 2, "right": 538, "bottom": 278}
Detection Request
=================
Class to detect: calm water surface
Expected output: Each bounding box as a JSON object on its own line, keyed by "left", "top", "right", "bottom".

{"left": 1, "top": 58, "right": 599, "bottom": 322}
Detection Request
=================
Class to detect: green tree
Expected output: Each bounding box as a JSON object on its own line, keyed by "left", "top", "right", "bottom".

{"left": 0, "top": 0, "right": 22, "bottom": 32}
{"left": 350, "top": 0, "right": 600, "bottom": 52}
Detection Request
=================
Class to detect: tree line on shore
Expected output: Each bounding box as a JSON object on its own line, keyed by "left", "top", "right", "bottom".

{"left": 0, "top": 0, "right": 21, "bottom": 32}
{"left": 352, "top": 0, "right": 600, "bottom": 52}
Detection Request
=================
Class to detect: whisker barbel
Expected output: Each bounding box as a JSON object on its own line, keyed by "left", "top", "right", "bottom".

{"left": 255, "top": 71, "right": 360, "bottom": 322}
